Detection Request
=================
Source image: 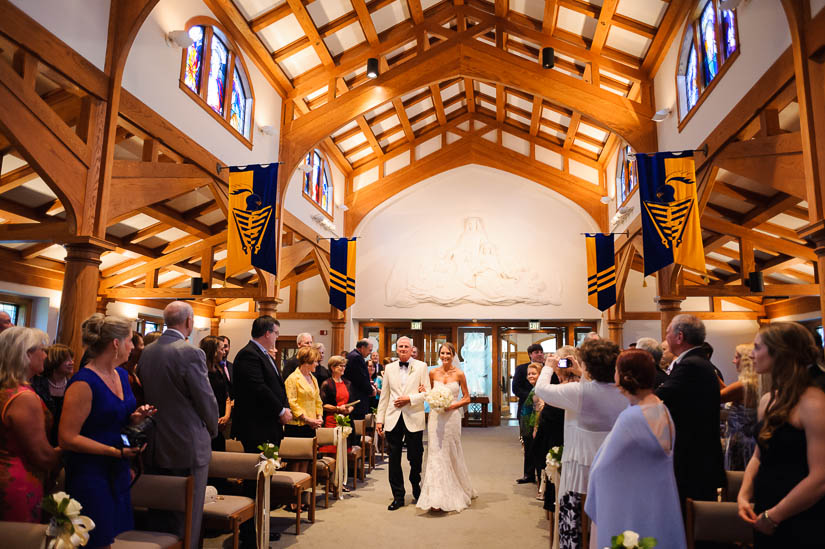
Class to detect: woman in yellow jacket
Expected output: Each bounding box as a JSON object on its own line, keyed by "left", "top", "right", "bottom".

{"left": 285, "top": 346, "right": 324, "bottom": 447}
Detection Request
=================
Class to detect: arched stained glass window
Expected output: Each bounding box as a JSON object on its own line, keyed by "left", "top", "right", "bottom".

{"left": 676, "top": 0, "right": 739, "bottom": 125}
{"left": 615, "top": 144, "right": 637, "bottom": 205}
{"left": 303, "top": 150, "right": 333, "bottom": 217}
{"left": 179, "top": 18, "right": 254, "bottom": 146}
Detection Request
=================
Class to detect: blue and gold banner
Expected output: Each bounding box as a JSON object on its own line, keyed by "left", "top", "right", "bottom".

{"left": 637, "top": 151, "right": 706, "bottom": 276}
{"left": 227, "top": 164, "right": 278, "bottom": 277}
{"left": 330, "top": 238, "right": 356, "bottom": 312}
{"left": 585, "top": 233, "right": 617, "bottom": 312}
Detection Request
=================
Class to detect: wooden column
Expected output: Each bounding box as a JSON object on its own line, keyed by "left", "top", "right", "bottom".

{"left": 331, "top": 320, "right": 345, "bottom": 356}
{"left": 57, "top": 241, "right": 113, "bottom": 358}
{"left": 656, "top": 297, "right": 683, "bottom": 340}
{"left": 607, "top": 319, "right": 625, "bottom": 346}
{"left": 210, "top": 317, "right": 220, "bottom": 336}
{"left": 256, "top": 298, "right": 278, "bottom": 318}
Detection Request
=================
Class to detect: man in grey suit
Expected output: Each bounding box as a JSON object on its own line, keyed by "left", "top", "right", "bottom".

{"left": 138, "top": 301, "right": 218, "bottom": 549}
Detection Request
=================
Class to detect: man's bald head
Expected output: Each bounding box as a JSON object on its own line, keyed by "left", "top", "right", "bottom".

{"left": 0, "top": 311, "right": 11, "bottom": 333}
{"left": 163, "top": 301, "right": 194, "bottom": 336}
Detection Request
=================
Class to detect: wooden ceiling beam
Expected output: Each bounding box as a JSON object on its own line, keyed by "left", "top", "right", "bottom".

{"left": 589, "top": 0, "right": 619, "bottom": 55}
{"left": 0, "top": 164, "right": 39, "bottom": 194}
{"left": 138, "top": 205, "right": 212, "bottom": 239}
{"left": 249, "top": 2, "right": 291, "bottom": 32}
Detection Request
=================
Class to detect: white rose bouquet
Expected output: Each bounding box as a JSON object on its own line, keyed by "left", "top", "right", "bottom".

{"left": 546, "top": 446, "right": 563, "bottom": 470}
{"left": 426, "top": 385, "right": 454, "bottom": 412}
{"left": 607, "top": 530, "right": 657, "bottom": 549}
{"left": 42, "top": 491, "right": 95, "bottom": 548}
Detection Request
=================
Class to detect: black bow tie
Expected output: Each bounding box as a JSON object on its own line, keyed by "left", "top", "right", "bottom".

{"left": 399, "top": 361, "right": 409, "bottom": 368}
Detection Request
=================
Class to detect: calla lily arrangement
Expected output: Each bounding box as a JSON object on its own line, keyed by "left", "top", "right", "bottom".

{"left": 256, "top": 442, "right": 281, "bottom": 476}
{"left": 42, "top": 492, "right": 95, "bottom": 548}
{"left": 546, "top": 445, "right": 563, "bottom": 469}
{"left": 335, "top": 414, "right": 352, "bottom": 427}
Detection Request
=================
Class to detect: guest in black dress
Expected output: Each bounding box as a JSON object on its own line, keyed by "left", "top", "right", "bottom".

{"left": 200, "top": 336, "right": 232, "bottom": 452}
{"left": 30, "top": 344, "right": 74, "bottom": 446}
{"left": 312, "top": 342, "right": 330, "bottom": 387}
{"left": 737, "top": 322, "right": 825, "bottom": 548}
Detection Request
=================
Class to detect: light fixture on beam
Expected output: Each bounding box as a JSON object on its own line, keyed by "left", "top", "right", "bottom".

{"left": 366, "top": 57, "right": 379, "bottom": 79}
{"left": 541, "top": 47, "right": 554, "bottom": 69}
{"left": 191, "top": 277, "right": 204, "bottom": 296}
{"left": 165, "top": 30, "right": 195, "bottom": 49}
{"left": 651, "top": 109, "right": 672, "bottom": 122}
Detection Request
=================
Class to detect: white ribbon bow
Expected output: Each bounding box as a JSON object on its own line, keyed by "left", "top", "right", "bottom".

{"left": 47, "top": 516, "right": 95, "bottom": 549}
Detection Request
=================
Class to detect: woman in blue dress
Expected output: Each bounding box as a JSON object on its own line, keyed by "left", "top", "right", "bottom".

{"left": 59, "top": 314, "right": 156, "bottom": 548}
{"left": 585, "top": 349, "right": 686, "bottom": 549}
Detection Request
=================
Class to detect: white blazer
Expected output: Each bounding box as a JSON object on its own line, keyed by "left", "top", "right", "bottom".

{"left": 376, "top": 359, "right": 431, "bottom": 433}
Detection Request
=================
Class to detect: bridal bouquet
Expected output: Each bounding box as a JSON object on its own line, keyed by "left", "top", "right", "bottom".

{"left": 606, "top": 530, "right": 657, "bottom": 548}
{"left": 42, "top": 491, "right": 95, "bottom": 548}
{"left": 426, "top": 385, "right": 454, "bottom": 412}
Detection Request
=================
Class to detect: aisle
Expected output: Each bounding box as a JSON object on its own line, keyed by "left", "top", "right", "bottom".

{"left": 206, "top": 425, "right": 551, "bottom": 549}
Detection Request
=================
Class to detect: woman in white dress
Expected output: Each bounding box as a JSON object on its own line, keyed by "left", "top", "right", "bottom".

{"left": 417, "top": 342, "right": 476, "bottom": 512}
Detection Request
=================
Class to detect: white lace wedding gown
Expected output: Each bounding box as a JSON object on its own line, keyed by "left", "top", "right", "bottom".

{"left": 416, "top": 381, "right": 477, "bottom": 512}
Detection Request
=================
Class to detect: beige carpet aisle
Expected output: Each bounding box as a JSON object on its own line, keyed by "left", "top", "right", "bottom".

{"left": 205, "top": 424, "right": 551, "bottom": 549}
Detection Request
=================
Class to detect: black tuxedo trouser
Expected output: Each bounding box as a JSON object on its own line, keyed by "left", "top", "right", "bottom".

{"left": 385, "top": 415, "right": 424, "bottom": 501}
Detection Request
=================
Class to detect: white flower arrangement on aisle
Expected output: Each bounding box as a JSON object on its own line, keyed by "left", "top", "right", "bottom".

{"left": 605, "top": 530, "right": 657, "bottom": 548}
{"left": 426, "top": 384, "right": 454, "bottom": 412}
{"left": 546, "top": 446, "right": 563, "bottom": 470}
{"left": 256, "top": 442, "right": 281, "bottom": 476}
{"left": 42, "top": 491, "right": 95, "bottom": 548}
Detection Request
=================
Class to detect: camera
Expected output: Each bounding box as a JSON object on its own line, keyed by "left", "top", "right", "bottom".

{"left": 120, "top": 416, "right": 155, "bottom": 449}
{"left": 558, "top": 358, "right": 571, "bottom": 369}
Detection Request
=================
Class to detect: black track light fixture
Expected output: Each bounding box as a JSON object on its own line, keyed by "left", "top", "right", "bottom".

{"left": 541, "top": 47, "right": 554, "bottom": 69}
{"left": 366, "top": 57, "right": 379, "bottom": 79}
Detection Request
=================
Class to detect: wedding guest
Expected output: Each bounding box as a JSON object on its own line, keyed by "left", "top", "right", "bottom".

{"left": 60, "top": 314, "right": 155, "bottom": 547}
{"left": 0, "top": 311, "right": 12, "bottom": 333}
{"left": 0, "top": 327, "right": 61, "bottom": 522}
{"left": 217, "top": 335, "right": 233, "bottom": 386}
{"left": 30, "top": 343, "right": 74, "bottom": 445}
{"left": 283, "top": 332, "right": 314, "bottom": 379}
{"left": 137, "top": 302, "right": 217, "bottom": 549}
{"left": 368, "top": 361, "right": 381, "bottom": 410}
{"left": 142, "top": 331, "right": 163, "bottom": 347}
{"left": 313, "top": 342, "right": 330, "bottom": 387}
{"left": 519, "top": 363, "right": 542, "bottom": 488}
{"left": 661, "top": 340, "right": 675, "bottom": 373}
{"left": 344, "top": 339, "right": 374, "bottom": 421}
{"left": 121, "top": 331, "right": 145, "bottom": 405}
{"left": 535, "top": 339, "right": 627, "bottom": 549}
{"left": 513, "top": 343, "right": 545, "bottom": 483}
{"left": 320, "top": 356, "right": 353, "bottom": 429}
{"left": 655, "top": 314, "right": 725, "bottom": 506}
{"left": 285, "top": 346, "right": 323, "bottom": 478}
{"left": 635, "top": 337, "right": 668, "bottom": 389}
{"left": 586, "top": 349, "right": 686, "bottom": 549}
{"left": 737, "top": 322, "right": 825, "bottom": 548}
{"left": 200, "top": 336, "right": 232, "bottom": 452}
{"left": 721, "top": 343, "right": 759, "bottom": 471}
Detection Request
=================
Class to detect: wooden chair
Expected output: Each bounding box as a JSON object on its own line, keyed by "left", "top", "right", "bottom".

{"left": 225, "top": 438, "right": 245, "bottom": 453}
{"left": 204, "top": 452, "right": 257, "bottom": 549}
{"left": 685, "top": 498, "right": 754, "bottom": 549}
{"left": 273, "top": 437, "right": 316, "bottom": 535}
{"left": 113, "top": 474, "right": 194, "bottom": 549}
{"left": 722, "top": 470, "right": 745, "bottom": 502}
{"left": 358, "top": 416, "right": 376, "bottom": 472}
{"left": 314, "top": 428, "right": 337, "bottom": 505}
{"left": 0, "top": 521, "right": 48, "bottom": 549}
{"left": 350, "top": 420, "right": 367, "bottom": 486}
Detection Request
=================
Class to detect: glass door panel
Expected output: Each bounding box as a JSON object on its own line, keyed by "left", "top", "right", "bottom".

{"left": 458, "top": 327, "right": 493, "bottom": 412}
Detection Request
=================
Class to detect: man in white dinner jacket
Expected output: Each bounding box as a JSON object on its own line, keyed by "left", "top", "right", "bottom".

{"left": 376, "top": 336, "right": 431, "bottom": 510}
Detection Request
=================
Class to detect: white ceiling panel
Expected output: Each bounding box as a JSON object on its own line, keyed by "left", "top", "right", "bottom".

{"left": 406, "top": 97, "right": 434, "bottom": 118}
{"left": 508, "top": 93, "right": 533, "bottom": 113}
{"left": 234, "top": 0, "right": 286, "bottom": 20}
{"left": 371, "top": 0, "right": 410, "bottom": 35}
{"left": 477, "top": 82, "right": 496, "bottom": 98}
{"left": 556, "top": 7, "right": 597, "bottom": 40}
{"left": 574, "top": 139, "right": 601, "bottom": 153}
{"left": 347, "top": 147, "right": 373, "bottom": 163}
{"left": 372, "top": 114, "right": 400, "bottom": 134}
{"left": 306, "top": 0, "right": 353, "bottom": 27}
{"left": 605, "top": 26, "right": 651, "bottom": 58}
{"left": 440, "top": 82, "right": 462, "bottom": 102}
{"left": 411, "top": 113, "right": 437, "bottom": 132}
{"left": 324, "top": 22, "right": 366, "bottom": 57}
{"left": 331, "top": 119, "right": 359, "bottom": 138}
{"left": 577, "top": 123, "right": 607, "bottom": 142}
{"left": 364, "top": 101, "right": 394, "bottom": 120}
{"left": 279, "top": 47, "right": 323, "bottom": 79}
{"left": 258, "top": 13, "right": 305, "bottom": 51}
{"left": 615, "top": 0, "right": 668, "bottom": 28}
{"left": 509, "top": 0, "right": 545, "bottom": 21}
{"left": 155, "top": 227, "right": 190, "bottom": 242}
{"left": 40, "top": 246, "right": 67, "bottom": 261}
{"left": 542, "top": 107, "right": 570, "bottom": 127}
{"left": 338, "top": 132, "right": 367, "bottom": 151}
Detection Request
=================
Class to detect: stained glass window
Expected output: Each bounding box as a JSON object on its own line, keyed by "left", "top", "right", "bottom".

{"left": 678, "top": 1, "right": 739, "bottom": 121}
{"left": 721, "top": 9, "right": 737, "bottom": 59}
{"left": 699, "top": 2, "right": 719, "bottom": 85}
{"left": 686, "top": 43, "right": 699, "bottom": 111}
{"left": 229, "top": 67, "right": 246, "bottom": 135}
{"left": 303, "top": 150, "right": 333, "bottom": 215}
{"left": 206, "top": 35, "right": 228, "bottom": 115}
{"left": 184, "top": 26, "right": 204, "bottom": 93}
{"left": 615, "top": 145, "right": 637, "bottom": 204}
{"left": 180, "top": 21, "right": 253, "bottom": 140}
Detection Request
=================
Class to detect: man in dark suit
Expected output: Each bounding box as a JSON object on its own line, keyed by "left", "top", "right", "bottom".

{"left": 138, "top": 301, "right": 219, "bottom": 549}
{"left": 282, "top": 332, "right": 314, "bottom": 379}
{"left": 512, "top": 343, "right": 544, "bottom": 483}
{"left": 217, "top": 335, "right": 233, "bottom": 385}
{"left": 344, "top": 338, "right": 374, "bottom": 420}
{"left": 656, "top": 314, "right": 725, "bottom": 507}
{"left": 232, "top": 315, "right": 291, "bottom": 545}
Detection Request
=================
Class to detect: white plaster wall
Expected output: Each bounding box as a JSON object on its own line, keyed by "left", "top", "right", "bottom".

{"left": 10, "top": 0, "right": 109, "bottom": 71}
{"left": 350, "top": 164, "right": 601, "bottom": 320}
{"left": 654, "top": 0, "right": 792, "bottom": 151}
{"left": 624, "top": 269, "right": 658, "bottom": 312}
{"left": 0, "top": 282, "right": 62, "bottom": 338}
{"left": 123, "top": 0, "right": 282, "bottom": 166}
{"left": 295, "top": 275, "right": 329, "bottom": 312}
{"left": 623, "top": 320, "right": 661, "bottom": 348}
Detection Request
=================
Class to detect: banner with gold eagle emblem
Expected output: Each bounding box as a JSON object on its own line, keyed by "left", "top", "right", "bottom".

{"left": 227, "top": 164, "right": 278, "bottom": 277}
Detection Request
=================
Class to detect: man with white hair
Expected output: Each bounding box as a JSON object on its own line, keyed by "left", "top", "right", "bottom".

{"left": 0, "top": 311, "right": 12, "bottom": 333}
{"left": 376, "top": 336, "right": 431, "bottom": 510}
{"left": 635, "top": 337, "right": 668, "bottom": 389}
{"left": 282, "top": 331, "right": 313, "bottom": 379}
{"left": 138, "top": 301, "right": 218, "bottom": 549}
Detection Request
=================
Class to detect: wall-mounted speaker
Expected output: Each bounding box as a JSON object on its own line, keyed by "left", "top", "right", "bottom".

{"left": 191, "top": 277, "right": 204, "bottom": 295}
{"left": 747, "top": 272, "right": 764, "bottom": 293}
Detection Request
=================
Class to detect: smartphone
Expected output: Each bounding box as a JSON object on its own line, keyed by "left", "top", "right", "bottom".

{"left": 120, "top": 434, "right": 131, "bottom": 448}
{"left": 558, "top": 358, "right": 570, "bottom": 369}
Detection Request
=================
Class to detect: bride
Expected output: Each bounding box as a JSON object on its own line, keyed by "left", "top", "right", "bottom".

{"left": 416, "top": 342, "right": 477, "bottom": 512}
